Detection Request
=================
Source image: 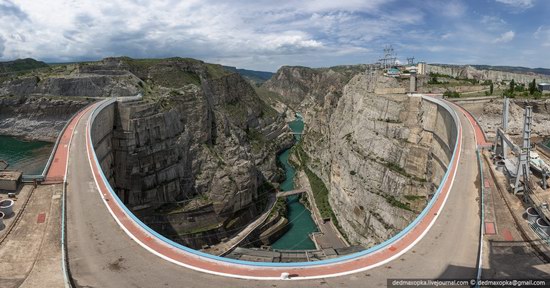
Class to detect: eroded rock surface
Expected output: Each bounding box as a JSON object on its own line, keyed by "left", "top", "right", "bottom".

{"left": 264, "top": 67, "right": 457, "bottom": 247}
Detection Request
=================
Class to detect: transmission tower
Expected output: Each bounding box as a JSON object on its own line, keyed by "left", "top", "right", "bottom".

{"left": 378, "top": 45, "right": 397, "bottom": 69}
{"left": 514, "top": 106, "right": 533, "bottom": 195}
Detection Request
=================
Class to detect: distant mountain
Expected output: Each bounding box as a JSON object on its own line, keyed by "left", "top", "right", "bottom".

{"left": 223, "top": 66, "right": 274, "bottom": 84}
{"left": 471, "top": 65, "right": 550, "bottom": 76}
{"left": 0, "top": 58, "right": 49, "bottom": 73}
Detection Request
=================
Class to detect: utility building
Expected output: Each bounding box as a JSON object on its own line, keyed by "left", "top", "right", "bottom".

{"left": 0, "top": 171, "right": 22, "bottom": 191}
{"left": 538, "top": 83, "right": 550, "bottom": 93}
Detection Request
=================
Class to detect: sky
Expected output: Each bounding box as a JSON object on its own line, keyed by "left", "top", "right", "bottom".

{"left": 0, "top": 0, "right": 549, "bottom": 72}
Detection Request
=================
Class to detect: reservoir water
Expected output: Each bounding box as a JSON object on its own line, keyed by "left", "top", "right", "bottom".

{"left": 0, "top": 135, "right": 53, "bottom": 175}
{"left": 271, "top": 115, "right": 318, "bottom": 250}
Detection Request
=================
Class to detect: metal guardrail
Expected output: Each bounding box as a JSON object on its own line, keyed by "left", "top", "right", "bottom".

{"left": 85, "top": 93, "right": 462, "bottom": 268}
{"left": 475, "top": 149, "right": 485, "bottom": 287}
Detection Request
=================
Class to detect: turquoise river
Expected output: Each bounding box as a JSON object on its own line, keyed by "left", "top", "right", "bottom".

{"left": 271, "top": 114, "right": 319, "bottom": 250}
{"left": 0, "top": 135, "right": 53, "bottom": 175}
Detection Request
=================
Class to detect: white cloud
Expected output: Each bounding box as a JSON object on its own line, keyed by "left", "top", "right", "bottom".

{"left": 424, "top": 1, "right": 466, "bottom": 18}
{"left": 0, "top": 0, "right": 547, "bottom": 70}
{"left": 534, "top": 26, "right": 550, "bottom": 47}
{"left": 493, "top": 30, "right": 515, "bottom": 43}
{"left": 495, "top": 0, "right": 535, "bottom": 9}
{"left": 481, "top": 16, "right": 506, "bottom": 31}
{"left": 0, "top": 36, "right": 4, "bottom": 57}
{"left": 0, "top": 0, "right": 404, "bottom": 70}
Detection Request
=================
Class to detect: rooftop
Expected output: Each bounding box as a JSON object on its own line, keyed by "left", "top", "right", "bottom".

{"left": 0, "top": 171, "right": 22, "bottom": 181}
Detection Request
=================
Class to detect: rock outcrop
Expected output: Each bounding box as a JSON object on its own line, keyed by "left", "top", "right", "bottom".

{"left": 0, "top": 59, "right": 142, "bottom": 97}
{"left": 428, "top": 64, "right": 550, "bottom": 84}
{"left": 263, "top": 67, "right": 456, "bottom": 247}
{"left": 0, "top": 96, "right": 90, "bottom": 141}
{"left": 84, "top": 57, "right": 293, "bottom": 249}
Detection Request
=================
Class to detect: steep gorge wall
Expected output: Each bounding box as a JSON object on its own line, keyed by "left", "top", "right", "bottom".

{"left": 264, "top": 68, "right": 457, "bottom": 247}
{"left": 87, "top": 59, "right": 293, "bottom": 249}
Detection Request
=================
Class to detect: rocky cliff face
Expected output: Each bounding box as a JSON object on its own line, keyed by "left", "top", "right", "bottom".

{"left": 263, "top": 67, "right": 453, "bottom": 247}
{"left": 263, "top": 65, "right": 368, "bottom": 108}
{"left": 0, "top": 57, "right": 293, "bottom": 249}
{"left": 0, "top": 96, "right": 90, "bottom": 141}
{"left": 84, "top": 58, "right": 293, "bottom": 249}
{"left": 0, "top": 60, "right": 141, "bottom": 97}
{"left": 428, "top": 64, "right": 550, "bottom": 84}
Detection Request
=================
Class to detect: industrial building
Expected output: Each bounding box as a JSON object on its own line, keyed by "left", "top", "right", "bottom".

{"left": 0, "top": 171, "right": 22, "bottom": 191}
{"left": 538, "top": 83, "right": 550, "bottom": 93}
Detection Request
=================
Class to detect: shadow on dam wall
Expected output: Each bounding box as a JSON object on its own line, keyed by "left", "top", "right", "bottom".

{"left": 422, "top": 98, "right": 458, "bottom": 188}
{"left": 89, "top": 100, "right": 267, "bottom": 249}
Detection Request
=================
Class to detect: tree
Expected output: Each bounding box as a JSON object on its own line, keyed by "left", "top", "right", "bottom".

{"left": 509, "top": 79, "right": 516, "bottom": 93}
{"left": 529, "top": 79, "right": 536, "bottom": 95}
{"left": 443, "top": 90, "right": 460, "bottom": 98}
{"left": 490, "top": 83, "right": 494, "bottom": 95}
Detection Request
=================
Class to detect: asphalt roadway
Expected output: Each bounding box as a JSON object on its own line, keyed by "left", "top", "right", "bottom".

{"left": 65, "top": 99, "right": 480, "bottom": 288}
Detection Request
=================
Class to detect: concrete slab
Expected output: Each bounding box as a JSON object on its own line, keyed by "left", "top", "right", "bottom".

{"left": 485, "top": 222, "right": 496, "bottom": 235}
{"left": 0, "top": 184, "right": 64, "bottom": 288}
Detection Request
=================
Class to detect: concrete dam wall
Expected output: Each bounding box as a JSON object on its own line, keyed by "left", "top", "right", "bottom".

{"left": 89, "top": 99, "right": 269, "bottom": 250}
{"left": 421, "top": 98, "right": 457, "bottom": 187}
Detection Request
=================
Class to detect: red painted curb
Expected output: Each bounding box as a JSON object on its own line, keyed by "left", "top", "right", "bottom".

{"left": 65, "top": 98, "right": 464, "bottom": 279}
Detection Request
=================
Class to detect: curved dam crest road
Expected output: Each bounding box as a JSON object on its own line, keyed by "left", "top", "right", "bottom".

{"left": 64, "top": 98, "right": 480, "bottom": 287}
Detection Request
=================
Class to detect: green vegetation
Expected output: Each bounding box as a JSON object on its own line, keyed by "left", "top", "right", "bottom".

{"left": 376, "top": 157, "right": 426, "bottom": 182}
{"left": 404, "top": 195, "right": 425, "bottom": 201}
{"left": 443, "top": 90, "right": 460, "bottom": 98}
{"left": 223, "top": 66, "right": 274, "bottom": 84}
{"left": 384, "top": 194, "right": 412, "bottom": 211}
{"left": 303, "top": 166, "right": 336, "bottom": 221}
{"left": 254, "top": 86, "right": 286, "bottom": 106}
{"left": 246, "top": 128, "right": 266, "bottom": 153}
{"left": 529, "top": 79, "right": 537, "bottom": 95}
{"left": 0, "top": 58, "right": 48, "bottom": 73}
{"left": 292, "top": 143, "right": 339, "bottom": 226}
{"left": 119, "top": 57, "right": 205, "bottom": 88}
{"left": 501, "top": 78, "right": 544, "bottom": 99}
{"left": 258, "top": 98, "right": 279, "bottom": 119}
{"left": 206, "top": 64, "right": 232, "bottom": 80}
{"left": 428, "top": 76, "right": 441, "bottom": 84}
{"left": 269, "top": 197, "right": 288, "bottom": 219}
{"left": 223, "top": 102, "right": 248, "bottom": 123}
